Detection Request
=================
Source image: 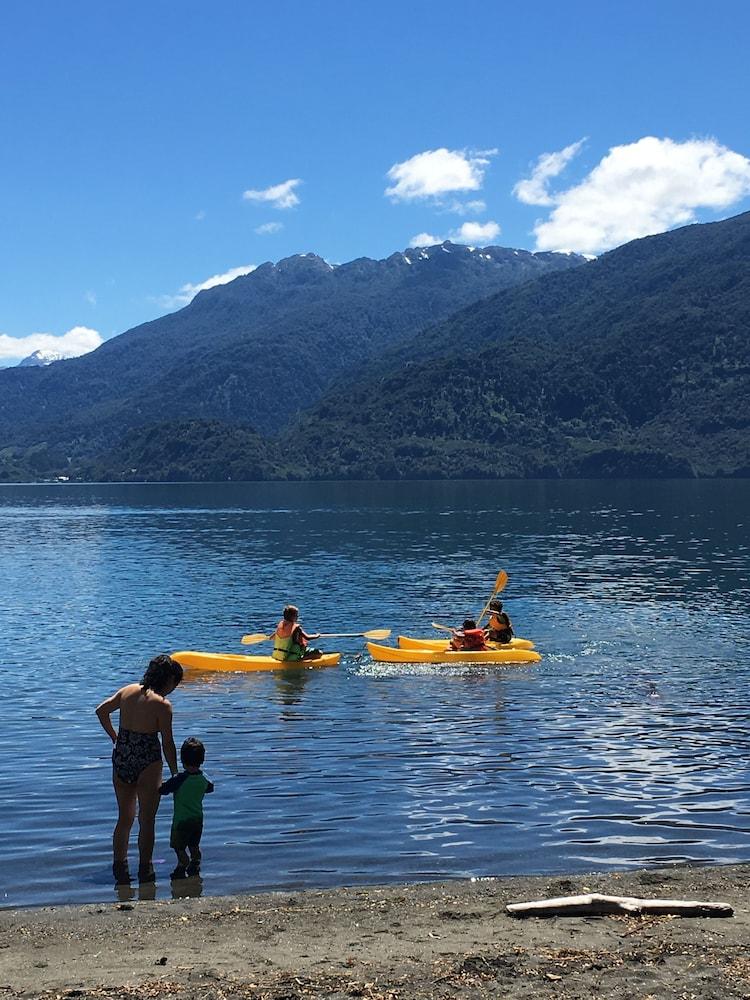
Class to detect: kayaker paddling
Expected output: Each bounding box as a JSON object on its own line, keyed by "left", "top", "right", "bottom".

{"left": 272, "top": 604, "right": 323, "bottom": 661}
{"left": 486, "top": 599, "right": 514, "bottom": 644}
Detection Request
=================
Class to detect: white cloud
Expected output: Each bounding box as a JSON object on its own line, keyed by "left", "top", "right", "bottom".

{"left": 409, "top": 232, "right": 442, "bottom": 248}
{"left": 386, "top": 148, "right": 497, "bottom": 201}
{"left": 242, "top": 178, "right": 301, "bottom": 209}
{"left": 159, "top": 265, "right": 257, "bottom": 310}
{"left": 452, "top": 220, "right": 501, "bottom": 243}
{"left": 443, "top": 198, "right": 488, "bottom": 216}
{"left": 513, "top": 139, "right": 586, "bottom": 206}
{"left": 409, "top": 220, "right": 501, "bottom": 248}
{"left": 255, "top": 221, "right": 284, "bottom": 235}
{"left": 0, "top": 325, "right": 102, "bottom": 362}
{"left": 521, "top": 136, "right": 750, "bottom": 255}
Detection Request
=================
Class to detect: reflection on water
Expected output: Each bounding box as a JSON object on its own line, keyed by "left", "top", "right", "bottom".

{"left": 274, "top": 665, "right": 314, "bottom": 708}
{"left": 0, "top": 480, "right": 748, "bottom": 907}
{"left": 170, "top": 876, "right": 204, "bottom": 900}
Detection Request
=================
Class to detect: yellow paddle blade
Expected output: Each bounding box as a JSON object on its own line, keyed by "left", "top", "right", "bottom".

{"left": 240, "top": 633, "right": 272, "bottom": 645}
{"left": 476, "top": 570, "right": 509, "bottom": 623}
{"left": 362, "top": 628, "right": 391, "bottom": 640}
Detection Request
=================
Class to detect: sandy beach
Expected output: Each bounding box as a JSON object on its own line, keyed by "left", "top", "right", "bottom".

{"left": 2, "top": 865, "right": 749, "bottom": 999}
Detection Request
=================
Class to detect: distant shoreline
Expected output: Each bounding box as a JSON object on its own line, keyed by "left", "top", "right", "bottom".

{"left": 3, "top": 864, "right": 749, "bottom": 999}
{"left": 3, "top": 475, "right": 750, "bottom": 486}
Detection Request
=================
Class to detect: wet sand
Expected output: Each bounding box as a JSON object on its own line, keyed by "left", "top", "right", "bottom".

{"left": 2, "top": 865, "right": 749, "bottom": 999}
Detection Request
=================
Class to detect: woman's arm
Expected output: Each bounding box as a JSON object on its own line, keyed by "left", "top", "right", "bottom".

{"left": 159, "top": 700, "right": 179, "bottom": 777}
{"left": 95, "top": 689, "right": 122, "bottom": 743}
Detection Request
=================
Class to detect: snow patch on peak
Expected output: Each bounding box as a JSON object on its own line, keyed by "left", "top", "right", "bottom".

{"left": 17, "top": 349, "right": 66, "bottom": 367}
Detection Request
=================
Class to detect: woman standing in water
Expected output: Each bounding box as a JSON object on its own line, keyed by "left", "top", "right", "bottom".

{"left": 96, "top": 654, "right": 183, "bottom": 884}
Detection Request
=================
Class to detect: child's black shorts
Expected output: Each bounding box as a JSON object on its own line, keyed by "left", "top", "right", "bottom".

{"left": 171, "top": 818, "right": 203, "bottom": 851}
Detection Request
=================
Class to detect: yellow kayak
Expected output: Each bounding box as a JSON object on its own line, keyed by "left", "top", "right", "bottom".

{"left": 367, "top": 642, "right": 541, "bottom": 664}
{"left": 398, "top": 635, "right": 535, "bottom": 651}
{"left": 172, "top": 650, "right": 341, "bottom": 673}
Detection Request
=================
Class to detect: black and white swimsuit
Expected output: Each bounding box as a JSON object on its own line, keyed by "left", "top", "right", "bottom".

{"left": 112, "top": 728, "right": 161, "bottom": 784}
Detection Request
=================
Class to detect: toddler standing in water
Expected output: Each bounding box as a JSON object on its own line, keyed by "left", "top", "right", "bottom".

{"left": 160, "top": 737, "right": 214, "bottom": 878}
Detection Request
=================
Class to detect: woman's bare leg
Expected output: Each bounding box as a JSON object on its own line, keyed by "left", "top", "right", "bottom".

{"left": 112, "top": 774, "right": 137, "bottom": 863}
{"left": 136, "top": 760, "right": 163, "bottom": 875}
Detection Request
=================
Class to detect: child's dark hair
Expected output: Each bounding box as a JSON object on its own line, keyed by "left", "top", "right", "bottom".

{"left": 181, "top": 736, "right": 205, "bottom": 767}
{"left": 141, "top": 654, "right": 183, "bottom": 693}
{"left": 462, "top": 619, "right": 478, "bottom": 630}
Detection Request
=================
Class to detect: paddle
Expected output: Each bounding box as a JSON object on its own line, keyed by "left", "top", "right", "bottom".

{"left": 430, "top": 570, "right": 509, "bottom": 633}
{"left": 476, "top": 569, "right": 509, "bottom": 624}
{"left": 317, "top": 630, "right": 391, "bottom": 639}
{"left": 430, "top": 621, "right": 453, "bottom": 633}
{"left": 241, "top": 628, "right": 391, "bottom": 646}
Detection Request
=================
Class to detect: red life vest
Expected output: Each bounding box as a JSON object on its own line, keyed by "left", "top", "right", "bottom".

{"left": 461, "top": 628, "right": 487, "bottom": 650}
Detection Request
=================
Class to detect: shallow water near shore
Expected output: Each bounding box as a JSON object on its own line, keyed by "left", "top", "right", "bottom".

{"left": 1, "top": 479, "right": 749, "bottom": 907}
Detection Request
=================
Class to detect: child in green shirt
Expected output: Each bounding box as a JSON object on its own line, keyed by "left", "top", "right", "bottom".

{"left": 159, "top": 737, "right": 214, "bottom": 879}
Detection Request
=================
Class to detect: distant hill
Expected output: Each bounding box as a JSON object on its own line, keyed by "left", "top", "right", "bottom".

{"left": 281, "top": 211, "right": 750, "bottom": 479}
{"left": 77, "top": 420, "right": 287, "bottom": 483}
{"left": 0, "top": 242, "right": 585, "bottom": 479}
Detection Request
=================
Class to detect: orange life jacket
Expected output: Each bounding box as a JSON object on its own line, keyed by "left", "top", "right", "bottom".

{"left": 489, "top": 611, "right": 511, "bottom": 631}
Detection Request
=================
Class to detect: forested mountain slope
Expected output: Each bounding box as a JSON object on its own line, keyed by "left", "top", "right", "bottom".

{"left": 284, "top": 212, "right": 750, "bottom": 479}
{"left": 0, "top": 243, "right": 584, "bottom": 477}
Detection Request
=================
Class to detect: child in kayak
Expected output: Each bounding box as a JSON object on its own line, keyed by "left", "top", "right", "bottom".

{"left": 272, "top": 604, "right": 322, "bottom": 661}
{"left": 449, "top": 618, "right": 488, "bottom": 651}
{"left": 486, "top": 600, "right": 513, "bottom": 644}
{"left": 160, "top": 737, "right": 214, "bottom": 879}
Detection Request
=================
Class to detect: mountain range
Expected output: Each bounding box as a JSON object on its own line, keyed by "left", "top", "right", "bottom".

{"left": 283, "top": 210, "right": 750, "bottom": 479}
{"left": 1, "top": 212, "right": 749, "bottom": 481}
{"left": 0, "top": 244, "right": 585, "bottom": 478}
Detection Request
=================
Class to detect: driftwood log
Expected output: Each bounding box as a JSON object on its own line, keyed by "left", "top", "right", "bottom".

{"left": 506, "top": 893, "right": 734, "bottom": 918}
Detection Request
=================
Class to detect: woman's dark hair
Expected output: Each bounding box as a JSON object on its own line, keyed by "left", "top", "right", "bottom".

{"left": 181, "top": 736, "right": 205, "bottom": 767}
{"left": 141, "top": 653, "right": 183, "bottom": 693}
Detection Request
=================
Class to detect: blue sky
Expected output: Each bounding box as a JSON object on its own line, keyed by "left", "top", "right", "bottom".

{"left": 1, "top": 0, "right": 749, "bottom": 363}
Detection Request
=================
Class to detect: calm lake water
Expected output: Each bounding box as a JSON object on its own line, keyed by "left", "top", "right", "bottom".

{"left": 1, "top": 480, "right": 749, "bottom": 908}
